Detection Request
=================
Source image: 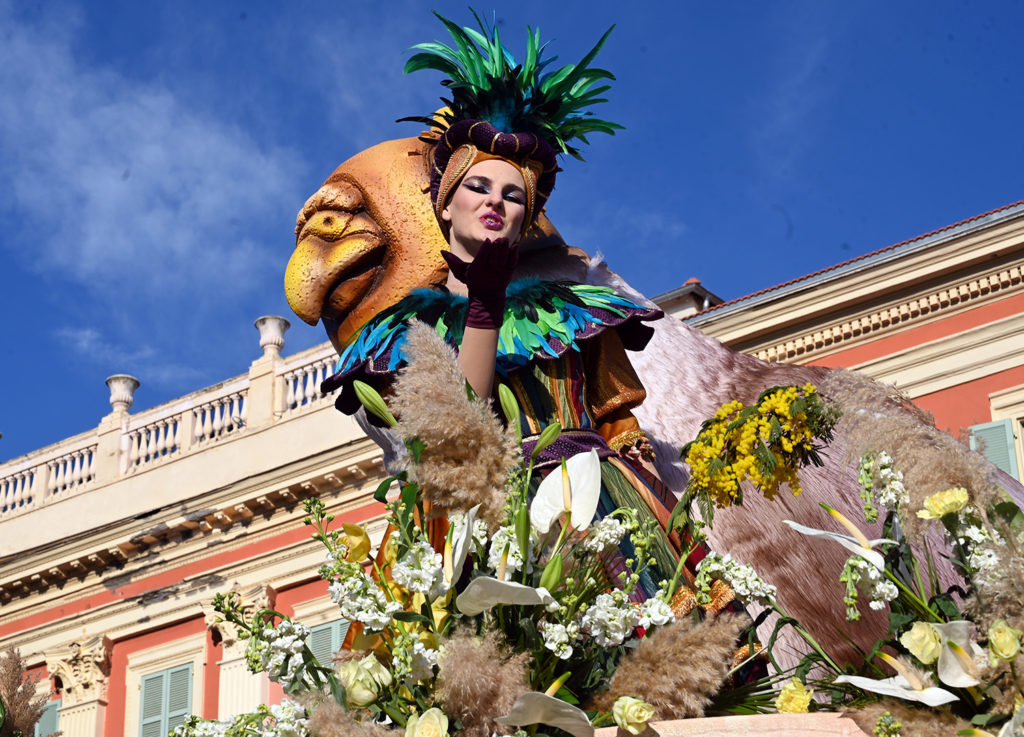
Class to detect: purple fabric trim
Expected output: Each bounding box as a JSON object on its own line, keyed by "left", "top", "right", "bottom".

{"left": 521, "top": 428, "right": 615, "bottom": 471}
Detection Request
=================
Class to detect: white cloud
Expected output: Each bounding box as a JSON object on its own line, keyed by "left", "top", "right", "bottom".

{"left": 0, "top": 3, "right": 302, "bottom": 299}
{"left": 750, "top": 22, "right": 832, "bottom": 183}
{"left": 53, "top": 326, "right": 206, "bottom": 386}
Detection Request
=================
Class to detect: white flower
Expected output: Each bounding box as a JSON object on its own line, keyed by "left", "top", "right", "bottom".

{"left": 541, "top": 621, "right": 580, "bottom": 660}
{"left": 487, "top": 525, "right": 533, "bottom": 578}
{"left": 535, "top": 587, "right": 561, "bottom": 612}
{"left": 580, "top": 592, "right": 639, "bottom": 647}
{"left": 328, "top": 570, "right": 403, "bottom": 631}
{"left": 456, "top": 577, "right": 557, "bottom": 616}
{"left": 530, "top": 450, "right": 601, "bottom": 534}
{"left": 584, "top": 516, "right": 626, "bottom": 553}
{"left": 695, "top": 552, "right": 777, "bottom": 606}
{"left": 410, "top": 641, "right": 439, "bottom": 684}
{"left": 970, "top": 547, "right": 1000, "bottom": 578}
{"left": 858, "top": 451, "right": 909, "bottom": 517}
{"left": 172, "top": 719, "right": 229, "bottom": 737}
{"left": 785, "top": 507, "right": 895, "bottom": 571}
{"left": 495, "top": 692, "right": 593, "bottom": 737}
{"left": 247, "top": 619, "right": 310, "bottom": 687}
{"left": 833, "top": 673, "right": 957, "bottom": 706}
{"left": 393, "top": 540, "right": 444, "bottom": 596}
{"left": 638, "top": 596, "right": 674, "bottom": 628}
{"left": 450, "top": 510, "right": 489, "bottom": 549}
{"left": 842, "top": 556, "right": 898, "bottom": 614}
{"left": 269, "top": 700, "right": 310, "bottom": 737}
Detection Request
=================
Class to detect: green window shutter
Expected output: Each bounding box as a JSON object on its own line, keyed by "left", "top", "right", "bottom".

{"left": 139, "top": 663, "right": 193, "bottom": 737}
{"left": 970, "top": 419, "right": 1020, "bottom": 480}
{"left": 140, "top": 671, "right": 166, "bottom": 737}
{"left": 35, "top": 698, "right": 60, "bottom": 736}
{"left": 307, "top": 619, "right": 351, "bottom": 667}
{"left": 166, "top": 663, "right": 193, "bottom": 733}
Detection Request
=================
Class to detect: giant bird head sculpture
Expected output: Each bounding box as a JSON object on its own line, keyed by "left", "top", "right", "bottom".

{"left": 285, "top": 136, "right": 570, "bottom": 351}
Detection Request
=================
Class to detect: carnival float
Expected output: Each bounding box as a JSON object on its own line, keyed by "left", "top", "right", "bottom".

{"left": 87, "top": 11, "right": 1024, "bottom": 737}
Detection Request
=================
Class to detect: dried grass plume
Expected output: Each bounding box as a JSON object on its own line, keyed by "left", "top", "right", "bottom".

{"left": 0, "top": 648, "right": 58, "bottom": 737}
{"left": 593, "top": 614, "right": 745, "bottom": 719}
{"left": 435, "top": 629, "right": 530, "bottom": 737}
{"left": 297, "top": 692, "right": 396, "bottom": 737}
{"left": 389, "top": 321, "right": 521, "bottom": 529}
{"left": 846, "top": 699, "right": 970, "bottom": 737}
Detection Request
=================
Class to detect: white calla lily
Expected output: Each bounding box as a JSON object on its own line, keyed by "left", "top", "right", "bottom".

{"left": 495, "top": 692, "right": 594, "bottom": 737}
{"left": 446, "top": 504, "right": 479, "bottom": 584}
{"left": 833, "top": 674, "right": 958, "bottom": 706}
{"left": 933, "top": 621, "right": 984, "bottom": 688}
{"left": 530, "top": 450, "right": 601, "bottom": 534}
{"left": 784, "top": 518, "right": 895, "bottom": 570}
{"left": 456, "top": 577, "right": 557, "bottom": 616}
{"left": 835, "top": 651, "right": 959, "bottom": 707}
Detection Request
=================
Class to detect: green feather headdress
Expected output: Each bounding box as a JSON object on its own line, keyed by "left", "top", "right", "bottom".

{"left": 402, "top": 10, "right": 622, "bottom": 161}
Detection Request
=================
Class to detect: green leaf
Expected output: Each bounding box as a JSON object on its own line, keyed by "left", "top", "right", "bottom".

{"left": 407, "top": 437, "right": 426, "bottom": 464}
{"left": 887, "top": 611, "right": 916, "bottom": 637}
{"left": 401, "top": 481, "right": 420, "bottom": 511}
{"left": 374, "top": 475, "right": 400, "bottom": 504}
{"left": 393, "top": 611, "right": 430, "bottom": 624}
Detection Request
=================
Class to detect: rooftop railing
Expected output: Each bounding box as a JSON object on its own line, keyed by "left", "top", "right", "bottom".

{"left": 0, "top": 317, "right": 339, "bottom": 521}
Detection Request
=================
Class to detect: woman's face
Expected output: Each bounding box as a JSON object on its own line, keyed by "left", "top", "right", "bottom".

{"left": 441, "top": 158, "right": 527, "bottom": 256}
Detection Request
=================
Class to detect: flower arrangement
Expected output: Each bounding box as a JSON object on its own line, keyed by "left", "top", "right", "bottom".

{"left": 171, "top": 331, "right": 1024, "bottom": 737}
{"left": 173, "top": 323, "right": 750, "bottom": 737}
{"left": 676, "top": 374, "right": 1024, "bottom": 735}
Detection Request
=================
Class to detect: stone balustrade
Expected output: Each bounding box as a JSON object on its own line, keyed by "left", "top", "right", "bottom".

{"left": 0, "top": 318, "right": 342, "bottom": 522}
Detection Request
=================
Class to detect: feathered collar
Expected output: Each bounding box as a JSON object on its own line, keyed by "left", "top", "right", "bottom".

{"left": 321, "top": 279, "right": 661, "bottom": 409}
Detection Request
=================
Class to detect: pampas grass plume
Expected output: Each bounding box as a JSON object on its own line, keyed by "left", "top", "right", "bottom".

{"left": 599, "top": 615, "right": 745, "bottom": 719}
{"left": 0, "top": 648, "right": 57, "bottom": 737}
{"left": 846, "top": 699, "right": 970, "bottom": 737}
{"left": 389, "top": 321, "right": 520, "bottom": 529}
{"left": 435, "top": 629, "right": 530, "bottom": 737}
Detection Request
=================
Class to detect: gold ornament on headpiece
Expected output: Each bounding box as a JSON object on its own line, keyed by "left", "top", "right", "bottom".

{"left": 434, "top": 145, "right": 541, "bottom": 239}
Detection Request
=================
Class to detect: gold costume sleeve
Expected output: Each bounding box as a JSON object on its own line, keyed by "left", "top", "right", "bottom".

{"left": 582, "top": 329, "right": 649, "bottom": 452}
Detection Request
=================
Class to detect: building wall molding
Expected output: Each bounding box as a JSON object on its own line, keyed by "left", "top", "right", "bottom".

{"left": 851, "top": 312, "right": 1024, "bottom": 398}
{"left": 753, "top": 262, "right": 1022, "bottom": 363}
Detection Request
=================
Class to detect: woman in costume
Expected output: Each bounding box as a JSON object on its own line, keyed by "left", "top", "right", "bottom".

{"left": 322, "top": 15, "right": 742, "bottom": 617}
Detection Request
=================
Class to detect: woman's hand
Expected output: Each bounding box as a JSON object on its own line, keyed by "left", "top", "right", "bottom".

{"left": 442, "top": 237, "right": 519, "bottom": 329}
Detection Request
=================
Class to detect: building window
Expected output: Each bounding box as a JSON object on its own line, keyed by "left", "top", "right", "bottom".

{"left": 307, "top": 619, "right": 350, "bottom": 667}
{"left": 139, "top": 663, "right": 193, "bottom": 737}
{"left": 35, "top": 698, "right": 60, "bottom": 737}
{"left": 970, "top": 418, "right": 1021, "bottom": 481}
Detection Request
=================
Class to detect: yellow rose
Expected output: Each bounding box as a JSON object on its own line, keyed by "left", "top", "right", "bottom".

{"left": 916, "top": 487, "right": 969, "bottom": 519}
{"left": 900, "top": 621, "right": 942, "bottom": 665}
{"left": 613, "top": 696, "right": 655, "bottom": 735}
{"left": 775, "top": 677, "right": 813, "bottom": 713}
{"left": 338, "top": 654, "right": 392, "bottom": 707}
{"left": 988, "top": 619, "right": 1023, "bottom": 664}
{"left": 405, "top": 708, "right": 449, "bottom": 737}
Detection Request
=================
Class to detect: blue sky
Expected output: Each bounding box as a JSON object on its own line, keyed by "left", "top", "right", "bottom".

{"left": 1, "top": 0, "right": 1022, "bottom": 462}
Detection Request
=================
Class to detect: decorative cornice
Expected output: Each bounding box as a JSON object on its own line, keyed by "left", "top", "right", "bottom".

{"left": 0, "top": 454, "right": 383, "bottom": 604}
{"left": 751, "top": 263, "right": 1023, "bottom": 363}
{"left": 45, "top": 635, "right": 112, "bottom": 706}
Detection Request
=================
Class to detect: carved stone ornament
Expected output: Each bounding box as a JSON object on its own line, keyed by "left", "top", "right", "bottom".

{"left": 46, "top": 635, "right": 112, "bottom": 706}
{"left": 203, "top": 583, "right": 276, "bottom": 656}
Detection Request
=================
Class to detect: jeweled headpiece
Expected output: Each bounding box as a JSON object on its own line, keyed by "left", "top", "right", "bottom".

{"left": 401, "top": 11, "right": 622, "bottom": 236}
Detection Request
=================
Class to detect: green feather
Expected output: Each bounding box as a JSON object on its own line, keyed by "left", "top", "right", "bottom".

{"left": 403, "top": 10, "right": 621, "bottom": 158}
